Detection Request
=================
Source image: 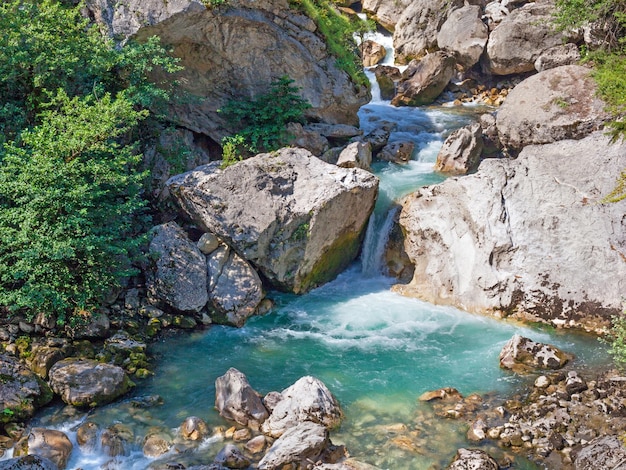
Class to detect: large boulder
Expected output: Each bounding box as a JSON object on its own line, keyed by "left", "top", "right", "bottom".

{"left": 447, "top": 448, "right": 499, "bottom": 470}
{"left": 497, "top": 65, "right": 608, "bottom": 151}
{"left": 436, "top": 5, "right": 488, "bottom": 69}
{"left": 167, "top": 148, "right": 379, "bottom": 294}
{"left": 393, "top": 0, "right": 463, "bottom": 64}
{"left": 484, "top": 2, "right": 569, "bottom": 75}
{"left": 499, "top": 334, "right": 570, "bottom": 372}
{"left": 15, "top": 428, "right": 72, "bottom": 470}
{"left": 434, "top": 123, "right": 483, "bottom": 175}
{"left": 0, "top": 354, "right": 53, "bottom": 424}
{"left": 48, "top": 358, "right": 134, "bottom": 407}
{"left": 206, "top": 244, "right": 264, "bottom": 327}
{"left": 394, "top": 131, "right": 626, "bottom": 333}
{"left": 574, "top": 435, "right": 626, "bottom": 470}
{"left": 262, "top": 376, "right": 343, "bottom": 438}
{"left": 215, "top": 368, "right": 269, "bottom": 429}
{"left": 0, "top": 456, "right": 58, "bottom": 470}
{"left": 360, "top": 40, "right": 386, "bottom": 67}
{"left": 86, "top": 0, "right": 368, "bottom": 141}
{"left": 258, "top": 421, "right": 329, "bottom": 470}
{"left": 534, "top": 43, "right": 582, "bottom": 72}
{"left": 391, "top": 52, "right": 456, "bottom": 106}
{"left": 362, "top": 0, "right": 412, "bottom": 31}
{"left": 146, "top": 222, "right": 208, "bottom": 313}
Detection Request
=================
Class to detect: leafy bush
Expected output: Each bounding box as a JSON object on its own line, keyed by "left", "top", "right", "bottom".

{"left": 219, "top": 76, "right": 311, "bottom": 158}
{"left": 603, "top": 304, "right": 626, "bottom": 369}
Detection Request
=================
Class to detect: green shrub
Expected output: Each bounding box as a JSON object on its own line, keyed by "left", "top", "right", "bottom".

{"left": 219, "top": 76, "right": 311, "bottom": 155}
{"left": 603, "top": 304, "right": 626, "bottom": 369}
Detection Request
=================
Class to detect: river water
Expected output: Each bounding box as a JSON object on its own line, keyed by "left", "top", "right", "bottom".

{"left": 20, "top": 31, "right": 609, "bottom": 470}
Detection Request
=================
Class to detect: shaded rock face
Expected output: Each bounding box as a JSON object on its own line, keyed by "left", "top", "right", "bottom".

{"left": 0, "top": 354, "right": 52, "bottom": 424}
{"left": 258, "top": 421, "right": 329, "bottom": 470}
{"left": 434, "top": 123, "right": 483, "bottom": 175}
{"left": 215, "top": 368, "right": 269, "bottom": 429}
{"left": 437, "top": 5, "right": 488, "bottom": 69}
{"left": 48, "top": 358, "right": 133, "bottom": 407}
{"left": 391, "top": 52, "right": 456, "bottom": 106}
{"left": 262, "top": 376, "right": 343, "bottom": 438}
{"left": 484, "top": 2, "right": 568, "bottom": 75}
{"left": 499, "top": 334, "right": 569, "bottom": 372}
{"left": 146, "top": 222, "right": 208, "bottom": 313}
{"left": 206, "top": 244, "right": 264, "bottom": 327}
{"left": 394, "top": 131, "right": 626, "bottom": 332}
{"left": 497, "top": 65, "right": 609, "bottom": 151}
{"left": 87, "top": 0, "right": 369, "bottom": 142}
{"left": 168, "top": 148, "right": 379, "bottom": 294}
{"left": 447, "top": 448, "right": 498, "bottom": 470}
{"left": 393, "top": 0, "right": 463, "bottom": 64}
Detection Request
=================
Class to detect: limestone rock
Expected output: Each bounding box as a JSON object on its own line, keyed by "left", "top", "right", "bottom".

{"left": 378, "top": 141, "right": 414, "bottom": 164}
{"left": 373, "top": 66, "right": 401, "bottom": 101}
{"left": 214, "top": 444, "right": 251, "bottom": 469}
{"left": 393, "top": 0, "right": 463, "bottom": 64}
{"left": 500, "top": 334, "right": 569, "bottom": 372}
{"left": 418, "top": 387, "right": 462, "bottom": 402}
{"left": 198, "top": 232, "right": 220, "bottom": 255}
{"left": 48, "top": 358, "right": 134, "bottom": 407}
{"left": 434, "top": 123, "right": 483, "bottom": 175}
{"left": 360, "top": 40, "right": 386, "bottom": 67}
{"left": 215, "top": 368, "right": 269, "bottom": 428}
{"left": 143, "top": 430, "right": 172, "bottom": 458}
{"left": 497, "top": 65, "right": 608, "bottom": 151}
{"left": 337, "top": 142, "right": 373, "bottom": 171}
{"left": 76, "top": 422, "right": 99, "bottom": 450}
{"left": 262, "top": 376, "right": 343, "bottom": 438}
{"left": 305, "top": 123, "right": 363, "bottom": 140}
{"left": 180, "top": 416, "right": 210, "bottom": 441}
{"left": 29, "top": 345, "right": 68, "bottom": 380}
{"left": 0, "top": 455, "right": 58, "bottom": 470}
{"left": 535, "top": 43, "right": 581, "bottom": 72}
{"left": 258, "top": 421, "right": 329, "bottom": 470}
{"left": 447, "top": 448, "right": 499, "bottom": 470}
{"left": 437, "top": 5, "right": 488, "bottom": 69}
{"left": 206, "top": 244, "right": 264, "bottom": 327}
{"left": 394, "top": 131, "right": 626, "bottom": 332}
{"left": 362, "top": 0, "right": 412, "bottom": 30}
{"left": 286, "top": 123, "right": 329, "bottom": 157}
{"left": 68, "top": 310, "right": 111, "bottom": 339}
{"left": 146, "top": 222, "right": 208, "bottom": 313}
{"left": 483, "top": 1, "right": 509, "bottom": 29}
{"left": 484, "top": 2, "right": 568, "bottom": 75}
{"left": 87, "top": 0, "right": 369, "bottom": 140}
{"left": 391, "top": 52, "right": 456, "bottom": 106}
{"left": 101, "top": 423, "right": 133, "bottom": 457}
{"left": 167, "top": 148, "right": 379, "bottom": 294}
{"left": 573, "top": 435, "right": 626, "bottom": 470}
{"left": 0, "top": 354, "right": 53, "bottom": 424}
{"left": 17, "top": 428, "right": 72, "bottom": 470}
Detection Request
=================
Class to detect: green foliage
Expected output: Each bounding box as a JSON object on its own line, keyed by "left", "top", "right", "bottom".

{"left": 0, "top": 0, "right": 180, "bottom": 324}
{"left": 219, "top": 76, "right": 311, "bottom": 156}
{"left": 603, "top": 169, "right": 626, "bottom": 202}
{"left": 220, "top": 134, "right": 246, "bottom": 168}
{"left": 554, "top": 0, "right": 626, "bottom": 50}
{"left": 290, "top": 0, "right": 369, "bottom": 88}
{"left": 202, "top": 0, "right": 228, "bottom": 7}
{"left": 603, "top": 305, "right": 626, "bottom": 369}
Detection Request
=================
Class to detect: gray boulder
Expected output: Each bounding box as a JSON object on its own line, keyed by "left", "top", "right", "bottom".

{"left": 393, "top": 0, "right": 463, "bottom": 64}
{"left": 48, "top": 358, "right": 134, "bottom": 407}
{"left": 373, "top": 66, "right": 401, "bottom": 101}
{"left": 14, "top": 429, "right": 72, "bottom": 470}
{"left": 337, "top": 142, "right": 373, "bottom": 171}
{"left": 214, "top": 444, "right": 251, "bottom": 469}
{"left": 497, "top": 65, "right": 609, "bottom": 151}
{"left": 437, "top": 5, "right": 488, "bottom": 69}
{"left": 535, "top": 43, "right": 582, "bottom": 72}
{"left": 499, "top": 334, "right": 570, "bottom": 372}
{"left": 362, "top": 0, "right": 412, "bottom": 30}
{"left": 146, "top": 222, "right": 208, "bottom": 313}
{"left": 447, "top": 448, "right": 499, "bottom": 470}
{"left": 258, "top": 421, "right": 329, "bottom": 470}
{"left": 434, "top": 123, "right": 483, "bottom": 175}
{"left": 0, "top": 456, "right": 58, "bottom": 470}
{"left": 167, "top": 148, "right": 379, "bottom": 294}
{"left": 0, "top": 354, "right": 52, "bottom": 424}
{"left": 286, "top": 123, "right": 329, "bottom": 157}
{"left": 484, "top": 2, "right": 568, "bottom": 75}
{"left": 215, "top": 368, "right": 269, "bottom": 429}
{"left": 86, "top": 0, "right": 368, "bottom": 139}
{"left": 574, "top": 435, "right": 626, "bottom": 469}
{"left": 180, "top": 416, "right": 210, "bottom": 441}
{"left": 206, "top": 244, "right": 264, "bottom": 327}
{"left": 391, "top": 52, "right": 456, "bottom": 106}
{"left": 378, "top": 141, "right": 415, "bottom": 164}
{"left": 394, "top": 131, "right": 626, "bottom": 333}
{"left": 262, "top": 376, "right": 343, "bottom": 438}
{"left": 360, "top": 40, "right": 386, "bottom": 67}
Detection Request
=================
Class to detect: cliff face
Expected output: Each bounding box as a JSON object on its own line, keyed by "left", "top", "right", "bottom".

{"left": 86, "top": 0, "right": 369, "bottom": 142}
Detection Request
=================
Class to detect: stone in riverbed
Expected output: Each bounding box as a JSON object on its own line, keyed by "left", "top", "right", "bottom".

{"left": 436, "top": 5, "right": 488, "bottom": 69}
{"left": 434, "top": 123, "right": 483, "bottom": 175}
{"left": 258, "top": 421, "right": 329, "bottom": 470}
{"left": 391, "top": 52, "right": 456, "bottom": 107}
{"left": 180, "top": 416, "right": 210, "bottom": 441}
{"left": 215, "top": 368, "right": 269, "bottom": 428}
{"left": 14, "top": 428, "right": 73, "bottom": 470}
{"left": 573, "top": 435, "right": 626, "bottom": 469}
{"left": 447, "top": 448, "right": 499, "bottom": 470}
{"left": 214, "top": 444, "right": 251, "bottom": 469}
{"left": 167, "top": 148, "right": 379, "bottom": 294}
{"left": 360, "top": 40, "right": 386, "bottom": 67}
{"left": 500, "top": 335, "right": 570, "bottom": 372}
{"left": 0, "top": 455, "right": 58, "bottom": 470}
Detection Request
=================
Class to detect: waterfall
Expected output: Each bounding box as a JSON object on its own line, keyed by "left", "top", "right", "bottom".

{"left": 360, "top": 205, "right": 399, "bottom": 277}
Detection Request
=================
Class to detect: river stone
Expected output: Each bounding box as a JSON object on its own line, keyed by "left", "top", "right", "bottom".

{"left": 0, "top": 354, "right": 53, "bottom": 424}
{"left": 360, "top": 40, "right": 386, "bottom": 67}
{"left": 76, "top": 422, "right": 99, "bottom": 450}
{"left": 393, "top": 131, "right": 626, "bottom": 333}
{"left": 87, "top": 0, "right": 368, "bottom": 140}
{"left": 258, "top": 421, "right": 329, "bottom": 470}
{"left": 146, "top": 222, "right": 208, "bottom": 313}
{"left": 497, "top": 65, "right": 609, "bottom": 151}
{"left": 180, "top": 416, "right": 210, "bottom": 441}
{"left": 214, "top": 444, "right": 250, "bottom": 469}
{"left": 391, "top": 52, "right": 456, "bottom": 106}
{"left": 262, "top": 376, "right": 343, "bottom": 438}
{"left": 447, "top": 448, "right": 499, "bottom": 470}
{"left": 167, "top": 148, "right": 379, "bottom": 294}
{"left": 362, "top": 0, "right": 412, "bottom": 30}
{"left": 29, "top": 345, "right": 68, "bottom": 380}
{"left": 0, "top": 455, "right": 58, "bottom": 470}
{"left": 215, "top": 368, "right": 269, "bottom": 428}
{"left": 206, "top": 244, "right": 264, "bottom": 327}
{"left": 337, "top": 141, "right": 373, "bottom": 171}
{"left": 573, "top": 435, "right": 626, "bottom": 469}
{"left": 48, "top": 358, "right": 134, "bottom": 407}
{"left": 437, "top": 5, "right": 488, "bottom": 69}
{"left": 16, "top": 428, "right": 72, "bottom": 470}
{"left": 286, "top": 122, "right": 329, "bottom": 157}
{"left": 535, "top": 43, "right": 581, "bottom": 72}
{"left": 373, "top": 66, "right": 401, "bottom": 101}
{"left": 143, "top": 431, "right": 172, "bottom": 458}
{"left": 434, "top": 123, "right": 483, "bottom": 175}
{"left": 101, "top": 423, "right": 133, "bottom": 457}
{"left": 378, "top": 141, "right": 414, "bottom": 164}
{"left": 484, "top": 2, "right": 567, "bottom": 75}
{"left": 393, "top": 0, "right": 463, "bottom": 64}
{"left": 500, "top": 335, "right": 569, "bottom": 372}
{"left": 198, "top": 232, "right": 220, "bottom": 255}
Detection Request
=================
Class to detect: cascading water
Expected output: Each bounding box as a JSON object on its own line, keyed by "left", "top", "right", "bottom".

{"left": 11, "top": 24, "right": 610, "bottom": 470}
